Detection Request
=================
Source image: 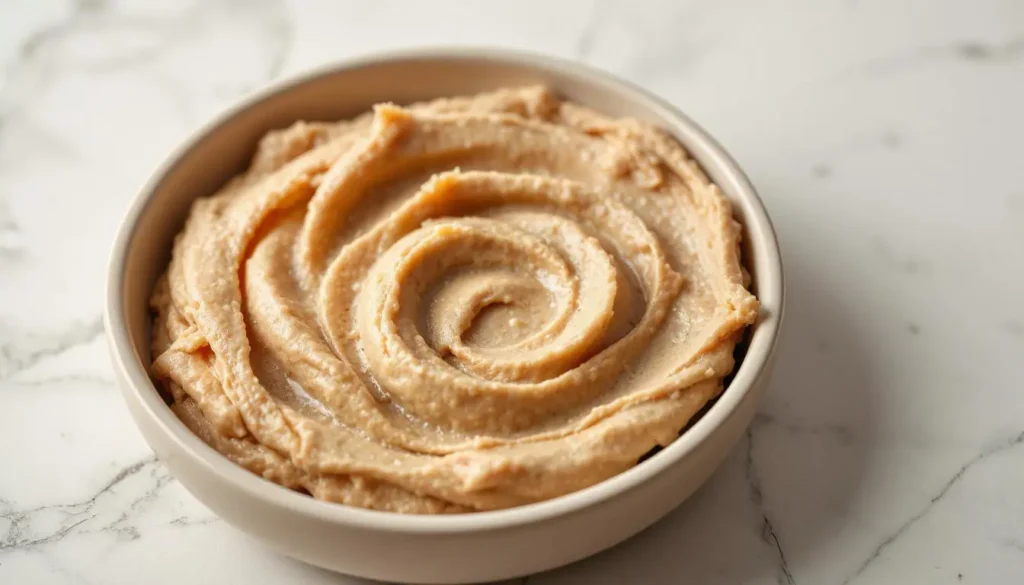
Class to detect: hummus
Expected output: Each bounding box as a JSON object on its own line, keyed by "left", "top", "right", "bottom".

{"left": 150, "top": 87, "right": 758, "bottom": 514}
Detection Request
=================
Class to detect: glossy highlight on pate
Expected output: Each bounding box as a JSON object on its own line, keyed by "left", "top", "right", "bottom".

{"left": 149, "top": 86, "right": 758, "bottom": 514}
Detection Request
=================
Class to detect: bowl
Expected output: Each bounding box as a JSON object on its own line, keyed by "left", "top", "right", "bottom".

{"left": 104, "top": 48, "right": 784, "bottom": 584}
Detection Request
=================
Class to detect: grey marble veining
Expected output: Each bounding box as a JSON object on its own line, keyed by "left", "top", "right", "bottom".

{"left": 2, "top": 0, "right": 1024, "bottom": 583}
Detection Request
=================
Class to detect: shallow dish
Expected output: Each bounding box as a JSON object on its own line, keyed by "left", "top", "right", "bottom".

{"left": 105, "top": 48, "right": 784, "bottom": 584}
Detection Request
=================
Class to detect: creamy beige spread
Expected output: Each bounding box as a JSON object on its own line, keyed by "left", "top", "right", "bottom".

{"left": 150, "top": 87, "right": 758, "bottom": 514}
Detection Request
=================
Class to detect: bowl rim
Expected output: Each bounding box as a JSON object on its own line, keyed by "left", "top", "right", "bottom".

{"left": 105, "top": 46, "right": 785, "bottom": 535}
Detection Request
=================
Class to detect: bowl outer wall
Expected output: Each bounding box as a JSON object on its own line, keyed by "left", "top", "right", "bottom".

{"left": 113, "top": 353, "right": 774, "bottom": 583}
{"left": 105, "top": 48, "right": 785, "bottom": 584}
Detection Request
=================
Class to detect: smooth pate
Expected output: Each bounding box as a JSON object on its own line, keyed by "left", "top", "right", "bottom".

{"left": 150, "top": 87, "right": 758, "bottom": 514}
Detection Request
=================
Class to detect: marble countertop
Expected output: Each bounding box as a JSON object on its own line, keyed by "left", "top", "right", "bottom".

{"left": 2, "top": 0, "right": 1023, "bottom": 583}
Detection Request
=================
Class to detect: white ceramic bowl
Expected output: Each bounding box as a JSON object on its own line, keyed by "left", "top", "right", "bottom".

{"left": 105, "top": 48, "right": 784, "bottom": 584}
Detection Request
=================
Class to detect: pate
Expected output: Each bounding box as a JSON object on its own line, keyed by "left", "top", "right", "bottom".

{"left": 150, "top": 87, "right": 758, "bottom": 514}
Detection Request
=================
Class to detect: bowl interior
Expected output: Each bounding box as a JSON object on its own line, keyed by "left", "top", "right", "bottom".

{"left": 109, "top": 49, "right": 783, "bottom": 528}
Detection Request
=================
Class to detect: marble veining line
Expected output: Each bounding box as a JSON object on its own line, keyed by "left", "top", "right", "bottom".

{"left": 35, "top": 549, "right": 104, "bottom": 585}
{"left": 0, "top": 317, "right": 104, "bottom": 381}
{"left": 18, "top": 548, "right": 103, "bottom": 585}
{"left": 168, "top": 515, "right": 218, "bottom": 528}
{"left": 15, "top": 0, "right": 293, "bottom": 78}
{"left": 17, "top": 0, "right": 163, "bottom": 75}
{"left": 2, "top": 373, "right": 116, "bottom": 389}
{"left": 1, "top": 0, "right": 110, "bottom": 130}
{"left": 769, "top": 31, "right": 1024, "bottom": 101}
{"left": 807, "top": 130, "right": 906, "bottom": 188}
{"left": 841, "top": 429, "right": 1024, "bottom": 584}
{"left": 870, "top": 236, "right": 930, "bottom": 277}
{"left": 1002, "top": 319, "right": 1024, "bottom": 339}
{"left": 574, "top": 0, "right": 603, "bottom": 62}
{"left": 754, "top": 413, "right": 857, "bottom": 445}
{"left": 2, "top": 0, "right": 294, "bottom": 131}
{"left": 0, "top": 115, "right": 82, "bottom": 174}
{"left": 0, "top": 198, "right": 21, "bottom": 260}
{"left": 0, "top": 455, "right": 200, "bottom": 552}
{"left": 865, "top": 33, "right": 1024, "bottom": 75}
{"left": 717, "top": 31, "right": 1024, "bottom": 121}
{"left": 0, "top": 202, "right": 16, "bottom": 232}
{"left": 94, "top": 459, "right": 178, "bottom": 542}
{"left": 262, "top": 0, "right": 294, "bottom": 83}
{"left": 745, "top": 425, "right": 795, "bottom": 585}
{"left": 997, "top": 536, "right": 1024, "bottom": 553}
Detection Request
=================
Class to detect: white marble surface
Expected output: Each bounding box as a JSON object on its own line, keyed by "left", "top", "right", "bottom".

{"left": 2, "top": 0, "right": 1023, "bottom": 583}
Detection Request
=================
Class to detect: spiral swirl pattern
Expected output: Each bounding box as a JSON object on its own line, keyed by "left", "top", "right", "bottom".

{"left": 151, "top": 87, "right": 758, "bottom": 513}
